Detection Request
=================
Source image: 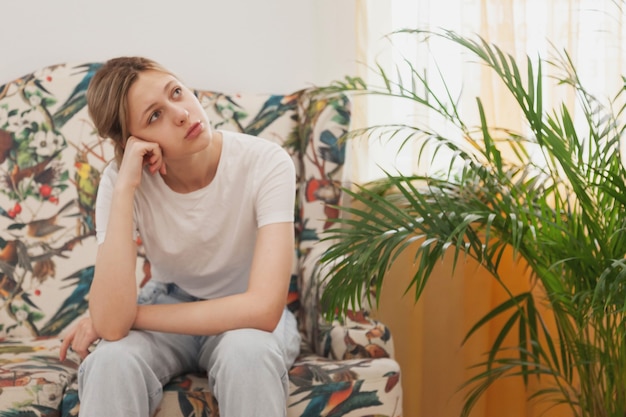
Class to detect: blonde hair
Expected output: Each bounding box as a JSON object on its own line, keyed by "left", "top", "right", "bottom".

{"left": 86, "top": 57, "right": 175, "bottom": 165}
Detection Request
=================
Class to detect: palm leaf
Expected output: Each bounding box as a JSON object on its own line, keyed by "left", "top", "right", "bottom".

{"left": 318, "top": 27, "right": 626, "bottom": 417}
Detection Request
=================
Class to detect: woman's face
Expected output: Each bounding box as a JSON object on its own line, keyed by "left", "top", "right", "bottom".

{"left": 126, "top": 70, "right": 212, "bottom": 161}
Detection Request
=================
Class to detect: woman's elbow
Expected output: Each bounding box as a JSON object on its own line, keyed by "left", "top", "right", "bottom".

{"left": 92, "top": 320, "right": 131, "bottom": 341}
{"left": 99, "top": 330, "right": 129, "bottom": 342}
{"left": 89, "top": 306, "right": 135, "bottom": 341}
{"left": 255, "top": 306, "right": 283, "bottom": 333}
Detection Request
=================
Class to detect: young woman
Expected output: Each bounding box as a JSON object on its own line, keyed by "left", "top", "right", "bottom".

{"left": 59, "top": 57, "right": 301, "bottom": 417}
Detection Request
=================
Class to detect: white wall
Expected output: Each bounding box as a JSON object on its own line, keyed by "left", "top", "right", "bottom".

{"left": 0, "top": 0, "right": 356, "bottom": 94}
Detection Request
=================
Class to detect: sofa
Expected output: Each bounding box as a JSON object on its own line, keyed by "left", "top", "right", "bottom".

{"left": 0, "top": 62, "right": 403, "bottom": 416}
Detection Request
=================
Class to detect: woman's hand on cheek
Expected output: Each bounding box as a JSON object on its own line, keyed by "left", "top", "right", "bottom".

{"left": 118, "top": 136, "right": 166, "bottom": 189}
{"left": 144, "top": 146, "right": 167, "bottom": 176}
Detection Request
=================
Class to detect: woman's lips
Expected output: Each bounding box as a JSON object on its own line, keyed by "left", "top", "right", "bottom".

{"left": 185, "top": 122, "right": 204, "bottom": 139}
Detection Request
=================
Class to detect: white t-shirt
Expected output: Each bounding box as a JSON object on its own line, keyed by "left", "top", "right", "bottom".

{"left": 95, "top": 130, "right": 296, "bottom": 299}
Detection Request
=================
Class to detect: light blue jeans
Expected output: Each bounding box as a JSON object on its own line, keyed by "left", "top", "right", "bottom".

{"left": 78, "top": 281, "right": 301, "bottom": 417}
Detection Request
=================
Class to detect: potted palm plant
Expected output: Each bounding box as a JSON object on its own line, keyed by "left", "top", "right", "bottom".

{"left": 319, "top": 29, "right": 626, "bottom": 417}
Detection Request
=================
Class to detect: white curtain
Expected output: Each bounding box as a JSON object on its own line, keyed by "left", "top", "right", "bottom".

{"left": 355, "top": 2, "right": 626, "bottom": 416}
{"left": 352, "top": 0, "right": 626, "bottom": 183}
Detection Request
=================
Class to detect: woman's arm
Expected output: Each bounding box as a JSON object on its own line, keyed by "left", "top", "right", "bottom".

{"left": 88, "top": 185, "right": 139, "bottom": 340}
{"left": 89, "top": 137, "right": 166, "bottom": 340}
{"left": 133, "top": 221, "right": 294, "bottom": 334}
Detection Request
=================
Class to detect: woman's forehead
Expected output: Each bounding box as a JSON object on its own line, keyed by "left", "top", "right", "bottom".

{"left": 128, "top": 71, "right": 180, "bottom": 110}
{"left": 130, "top": 71, "right": 179, "bottom": 97}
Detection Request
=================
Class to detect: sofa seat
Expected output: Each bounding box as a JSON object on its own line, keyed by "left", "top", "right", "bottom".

{"left": 0, "top": 341, "right": 402, "bottom": 417}
{"left": 0, "top": 337, "right": 80, "bottom": 415}
{"left": 153, "top": 351, "right": 401, "bottom": 417}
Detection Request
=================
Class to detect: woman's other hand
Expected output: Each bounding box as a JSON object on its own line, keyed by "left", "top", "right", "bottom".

{"left": 60, "top": 316, "right": 100, "bottom": 361}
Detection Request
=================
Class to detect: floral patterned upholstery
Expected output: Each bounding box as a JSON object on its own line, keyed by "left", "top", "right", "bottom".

{"left": 0, "top": 63, "right": 403, "bottom": 416}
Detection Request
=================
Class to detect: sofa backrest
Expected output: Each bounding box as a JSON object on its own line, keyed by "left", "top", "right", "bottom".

{"left": 0, "top": 62, "right": 350, "bottom": 340}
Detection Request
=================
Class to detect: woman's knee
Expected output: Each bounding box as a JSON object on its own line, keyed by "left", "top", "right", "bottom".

{"left": 81, "top": 339, "right": 137, "bottom": 377}
{"left": 78, "top": 335, "right": 164, "bottom": 417}
{"left": 206, "top": 330, "right": 289, "bottom": 415}
{"left": 212, "top": 329, "right": 284, "bottom": 371}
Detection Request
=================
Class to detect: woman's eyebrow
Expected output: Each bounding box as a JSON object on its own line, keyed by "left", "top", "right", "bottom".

{"left": 139, "top": 80, "right": 177, "bottom": 123}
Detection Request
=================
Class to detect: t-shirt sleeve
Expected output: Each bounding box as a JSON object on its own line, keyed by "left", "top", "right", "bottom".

{"left": 255, "top": 145, "right": 296, "bottom": 228}
{"left": 95, "top": 162, "right": 139, "bottom": 245}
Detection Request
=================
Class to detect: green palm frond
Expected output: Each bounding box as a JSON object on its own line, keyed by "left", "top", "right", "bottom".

{"left": 319, "top": 28, "right": 626, "bottom": 417}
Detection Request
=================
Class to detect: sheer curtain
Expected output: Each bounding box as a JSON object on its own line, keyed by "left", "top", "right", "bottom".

{"left": 352, "top": 0, "right": 626, "bottom": 183}
{"left": 354, "top": 1, "right": 626, "bottom": 417}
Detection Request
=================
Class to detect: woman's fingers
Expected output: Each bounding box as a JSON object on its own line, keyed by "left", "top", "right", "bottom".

{"left": 59, "top": 317, "right": 100, "bottom": 361}
{"left": 144, "top": 148, "right": 165, "bottom": 175}
{"left": 71, "top": 329, "right": 90, "bottom": 359}
{"left": 59, "top": 331, "right": 74, "bottom": 361}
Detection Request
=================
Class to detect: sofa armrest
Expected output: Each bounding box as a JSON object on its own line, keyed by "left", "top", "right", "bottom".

{"left": 299, "top": 243, "right": 396, "bottom": 360}
{"left": 293, "top": 88, "right": 396, "bottom": 360}
{"left": 324, "top": 310, "right": 395, "bottom": 360}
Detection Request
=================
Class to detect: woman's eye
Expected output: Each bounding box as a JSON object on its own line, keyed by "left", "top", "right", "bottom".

{"left": 173, "top": 87, "right": 182, "bottom": 98}
{"left": 148, "top": 110, "right": 161, "bottom": 124}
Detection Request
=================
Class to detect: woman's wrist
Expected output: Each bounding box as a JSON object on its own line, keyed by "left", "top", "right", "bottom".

{"left": 113, "top": 179, "right": 139, "bottom": 196}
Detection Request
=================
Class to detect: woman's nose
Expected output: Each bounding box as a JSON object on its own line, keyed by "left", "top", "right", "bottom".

{"left": 175, "top": 108, "right": 189, "bottom": 125}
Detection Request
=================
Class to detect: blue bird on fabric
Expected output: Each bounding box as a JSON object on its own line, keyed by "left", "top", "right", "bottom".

{"left": 291, "top": 380, "right": 353, "bottom": 416}
{"left": 244, "top": 93, "right": 299, "bottom": 136}
{"left": 60, "top": 388, "right": 80, "bottom": 417}
{"left": 52, "top": 63, "right": 103, "bottom": 129}
{"left": 38, "top": 265, "right": 94, "bottom": 336}
{"left": 318, "top": 129, "right": 345, "bottom": 165}
{"left": 291, "top": 379, "right": 383, "bottom": 416}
